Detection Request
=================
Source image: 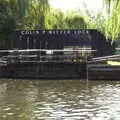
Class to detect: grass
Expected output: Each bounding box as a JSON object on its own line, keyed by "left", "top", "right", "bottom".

{"left": 107, "top": 61, "right": 120, "bottom": 65}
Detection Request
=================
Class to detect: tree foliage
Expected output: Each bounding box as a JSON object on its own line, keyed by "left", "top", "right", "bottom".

{"left": 45, "top": 9, "right": 88, "bottom": 29}
{"left": 1, "top": 0, "right": 120, "bottom": 49}
{"left": 21, "top": 0, "right": 49, "bottom": 29}
{"left": 104, "top": 1, "right": 120, "bottom": 40}
{"left": 0, "top": 0, "right": 18, "bottom": 49}
{"left": 104, "top": 0, "right": 118, "bottom": 15}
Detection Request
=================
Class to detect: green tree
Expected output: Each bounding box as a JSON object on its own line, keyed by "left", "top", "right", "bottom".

{"left": 88, "top": 12, "right": 105, "bottom": 32}
{"left": 21, "top": 0, "right": 49, "bottom": 29}
{"left": 45, "top": 9, "right": 67, "bottom": 29}
{"left": 45, "top": 9, "right": 88, "bottom": 29}
{"left": 18, "top": 0, "right": 28, "bottom": 19}
{"left": 104, "top": 1, "right": 120, "bottom": 40}
{"left": 65, "top": 11, "right": 88, "bottom": 29}
{"left": 0, "top": 0, "right": 17, "bottom": 49}
{"left": 104, "top": 0, "right": 118, "bottom": 15}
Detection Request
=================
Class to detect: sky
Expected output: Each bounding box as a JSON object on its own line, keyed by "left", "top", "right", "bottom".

{"left": 49, "top": 0, "right": 104, "bottom": 12}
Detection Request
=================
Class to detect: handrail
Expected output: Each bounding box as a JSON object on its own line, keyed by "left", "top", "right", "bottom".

{"left": 0, "top": 48, "right": 95, "bottom": 63}
{"left": 0, "top": 49, "right": 97, "bottom": 53}
{"left": 1, "top": 54, "right": 86, "bottom": 63}
{"left": 2, "top": 54, "right": 84, "bottom": 58}
{"left": 92, "top": 54, "right": 120, "bottom": 60}
{"left": 88, "top": 54, "right": 120, "bottom": 63}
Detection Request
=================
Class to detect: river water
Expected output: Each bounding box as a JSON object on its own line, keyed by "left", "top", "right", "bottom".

{"left": 0, "top": 79, "right": 120, "bottom": 120}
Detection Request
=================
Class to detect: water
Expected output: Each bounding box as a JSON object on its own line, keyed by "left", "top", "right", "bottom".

{"left": 0, "top": 79, "right": 120, "bottom": 120}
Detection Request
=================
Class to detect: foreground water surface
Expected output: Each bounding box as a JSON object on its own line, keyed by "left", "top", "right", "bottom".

{"left": 0, "top": 79, "right": 120, "bottom": 120}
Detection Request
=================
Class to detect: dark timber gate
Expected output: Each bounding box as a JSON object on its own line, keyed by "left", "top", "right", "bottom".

{"left": 10, "top": 29, "right": 115, "bottom": 57}
{"left": 0, "top": 29, "right": 116, "bottom": 79}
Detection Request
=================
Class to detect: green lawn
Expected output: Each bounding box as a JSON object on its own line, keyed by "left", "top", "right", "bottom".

{"left": 107, "top": 61, "right": 120, "bottom": 65}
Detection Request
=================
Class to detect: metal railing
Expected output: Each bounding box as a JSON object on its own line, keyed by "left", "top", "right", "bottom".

{"left": 0, "top": 49, "right": 97, "bottom": 63}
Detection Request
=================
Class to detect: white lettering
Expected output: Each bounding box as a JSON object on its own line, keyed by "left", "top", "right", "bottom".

{"left": 48, "top": 30, "right": 52, "bottom": 34}
{"left": 67, "top": 30, "right": 71, "bottom": 34}
{"left": 86, "top": 30, "right": 89, "bottom": 34}
{"left": 60, "top": 30, "right": 63, "bottom": 34}
{"left": 53, "top": 31, "right": 56, "bottom": 35}
{"left": 20, "top": 30, "right": 89, "bottom": 35}
{"left": 74, "top": 30, "right": 77, "bottom": 35}
{"left": 21, "top": 31, "right": 25, "bottom": 35}
{"left": 42, "top": 30, "right": 46, "bottom": 34}
{"left": 26, "top": 31, "right": 30, "bottom": 34}
{"left": 36, "top": 30, "right": 39, "bottom": 34}
{"left": 63, "top": 30, "right": 66, "bottom": 34}
{"left": 56, "top": 30, "right": 59, "bottom": 34}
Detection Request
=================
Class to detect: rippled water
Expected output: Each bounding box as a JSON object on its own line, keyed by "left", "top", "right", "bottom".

{"left": 0, "top": 79, "right": 120, "bottom": 120}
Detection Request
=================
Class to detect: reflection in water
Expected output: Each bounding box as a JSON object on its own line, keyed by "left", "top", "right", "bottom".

{"left": 0, "top": 79, "right": 120, "bottom": 120}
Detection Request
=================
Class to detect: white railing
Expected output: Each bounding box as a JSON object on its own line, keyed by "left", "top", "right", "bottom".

{"left": 0, "top": 49, "right": 97, "bottom": 63}
{"left": 0, "top": 48, "right": 96, "bottom": 53}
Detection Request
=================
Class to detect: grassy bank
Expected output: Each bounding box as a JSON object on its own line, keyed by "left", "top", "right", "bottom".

{"left": 107, "top": 61, "right": 120, "bottom": 65}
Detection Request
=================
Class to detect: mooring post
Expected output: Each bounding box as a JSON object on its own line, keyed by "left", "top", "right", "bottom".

{"left": 85, "top": 55, "right": 88, "bottom": 81}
